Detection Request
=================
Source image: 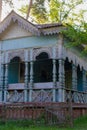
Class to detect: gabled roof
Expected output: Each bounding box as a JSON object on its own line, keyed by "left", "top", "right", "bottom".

{"left": 0, "top": 10, "right": 65, "bottom": 36}
{"left": 0, "top": 10, "right": 40, "bottom": 36}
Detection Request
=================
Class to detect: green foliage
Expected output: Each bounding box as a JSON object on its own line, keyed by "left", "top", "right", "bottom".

{"left": 48, "top": 0, "right": 61, "bottom": 23}
{"left": 19, "top": 0, "right": 86, "bottom": 24}
{"left": 48, "top": 0, "right": 85, "bottom": 24}
{"left": 19, "top": 5, "right": 29, "bottom": 15}
{"left": 62, "top": 23, "right": 87, "bottom": 53}
{"left": 31, "top": 0, "right": 48, "bottom": 23}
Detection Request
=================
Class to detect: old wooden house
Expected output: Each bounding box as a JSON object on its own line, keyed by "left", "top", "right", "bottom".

{"left": 0, "top": 11, "right": 87, "bottom": 104}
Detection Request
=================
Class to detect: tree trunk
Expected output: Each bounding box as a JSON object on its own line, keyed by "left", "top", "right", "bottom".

{"left": 26, "top": 0, "right": 32, "bottom": 20}
{"left": 0, "top": 0, "right": 2, "bottom": 22}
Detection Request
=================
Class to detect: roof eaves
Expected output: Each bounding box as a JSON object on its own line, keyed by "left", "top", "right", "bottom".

{"left": 39, "top": 26, "right": 66, "bottom": 35}
{"left": 0, "top": 10, "right": 40, "bottom": 36}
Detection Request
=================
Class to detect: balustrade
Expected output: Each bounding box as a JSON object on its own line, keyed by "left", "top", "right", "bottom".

{"left": 5, "top": 87, "right": 87, "bottom": 103}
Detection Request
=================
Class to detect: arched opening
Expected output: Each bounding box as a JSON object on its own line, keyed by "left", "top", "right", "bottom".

{"left": 77, "top": 66, "right": 83, "bottom": 91}
{"left": 65, "top": 58, "right": 72, "bottom": 89}
{"left": 8, "top": 57, "right": 25, "bottom": 84}
{"left": 34, "top": 52, "right": 52, "bottom": 83}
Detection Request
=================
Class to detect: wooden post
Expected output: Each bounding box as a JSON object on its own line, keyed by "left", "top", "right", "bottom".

{"left": 4, "top": 64, "right": 8, "bottom": 102}
{"left": 24, "top": 62, "right": 28, "bottom": 102}
{"left": 58, "top": 33, "right": 65, "bottom": 102}
{"left": 4, "top": 52, "right": 8, "bottom": 103}
{"left": 58, "top": 59, "right": 65, "bottom": 102}
{"left": 52, "top": 47, "right": 56, "bottom": 102}
{"left": 29, "top": 49, "right": 33, "bottom": 102}
{"left": 24, "top": 50, "right": 29, "bottom": 102}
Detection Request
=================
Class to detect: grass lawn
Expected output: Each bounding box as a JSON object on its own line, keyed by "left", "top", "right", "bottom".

{"left": 0, "top": 116, "right": 87, "bottom": 130}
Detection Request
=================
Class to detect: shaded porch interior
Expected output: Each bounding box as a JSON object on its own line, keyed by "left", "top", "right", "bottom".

{"left": 7, "top": 53, "right": 83, "bottom": 92}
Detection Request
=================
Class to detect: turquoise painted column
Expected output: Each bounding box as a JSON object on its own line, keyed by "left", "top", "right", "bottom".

{"left": 29, "top": 49, "right": 33, "bottom": 102}
{"left": 24, "top": 50, "right": 29, "bottom": 102}
{"left": 4, "top": 52, "right": 8, "bottom": 103}
{"left": 58, "top": 33, "right": 65, "bottom": 102}
{"left": 52, "top": 47, "right": 57, "bottom": 102}
{"left": 72, "top": 64, "right": 77, "bottom": 90}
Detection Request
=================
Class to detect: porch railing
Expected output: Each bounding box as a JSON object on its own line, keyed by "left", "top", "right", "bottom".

{"left": 1, "top": 87, "right": 87, "bottom": 103}
{"left": 65, "top": 88, "right": 87, "bottom": 103}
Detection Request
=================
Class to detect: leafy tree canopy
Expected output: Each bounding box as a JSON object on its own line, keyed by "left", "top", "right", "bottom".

{"left": 19, "top": 0, "right": 86, "bottom": 25}
{"left": 62, "top": 22, "right": 87, "bottom": 55}
{"left": 19, "top": 0, "right": 87, "bottom": 53}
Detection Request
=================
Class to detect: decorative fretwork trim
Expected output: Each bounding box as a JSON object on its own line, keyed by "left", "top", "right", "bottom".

{"left": 33, "top": 47, "right": 52, "bottom": 60}
{"left": 8, "top": 50, "right": 25, "bottom": 62}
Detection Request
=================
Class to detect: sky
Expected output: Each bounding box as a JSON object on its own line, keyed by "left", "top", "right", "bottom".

{"left": 1, "top": 0, "right": 87, "bottom": 22}
{"left": 2, "top": 0, "right": 29, "bottom": 20}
